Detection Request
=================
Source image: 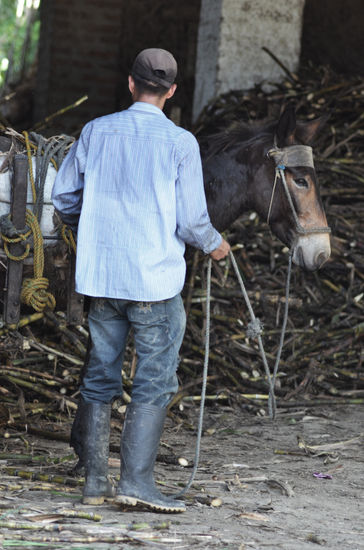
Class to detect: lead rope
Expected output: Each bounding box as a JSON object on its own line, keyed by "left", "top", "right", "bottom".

{"left": 175, "top": 250, "right": 292, "bottom": 498}
{"left": 229, "top": 249, "right": 293, "bottom": 418}
{"left": 174, "top": 257, "right": 212, "bottom": 498}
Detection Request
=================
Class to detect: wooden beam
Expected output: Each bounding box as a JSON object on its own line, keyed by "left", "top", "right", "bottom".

{"left": 3, "top": 154, "right": 29, "bottom": 325}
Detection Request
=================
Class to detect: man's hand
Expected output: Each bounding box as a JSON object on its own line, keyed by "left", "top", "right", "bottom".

{"left": 210, "top": 238, "right": 230, "bottom": 261}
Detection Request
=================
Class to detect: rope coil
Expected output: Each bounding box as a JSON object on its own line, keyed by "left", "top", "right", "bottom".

{"left": 0, "top": 131, "right": 76, "bottom": 324}
{"left": 18, "top": 209, "right": 55, "bottom": 312}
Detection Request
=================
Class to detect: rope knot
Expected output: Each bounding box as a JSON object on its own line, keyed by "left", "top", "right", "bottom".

{"left": 21, "top": 277, "right": 56, "bottom": 312}
{"left": 246, "top": 318, "right": 264, "bottom": 338}
{"left": 0, "top": 214, "right": 31, "bottom": 241}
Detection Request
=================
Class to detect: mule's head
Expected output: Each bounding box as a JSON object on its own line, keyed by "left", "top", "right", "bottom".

{"left": 254, "top": 106, "right": 331, "bottom": 271}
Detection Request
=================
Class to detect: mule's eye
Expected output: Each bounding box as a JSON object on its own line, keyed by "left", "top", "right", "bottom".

{"left": 294, "top": 178, "right": 309, "bottom": 189}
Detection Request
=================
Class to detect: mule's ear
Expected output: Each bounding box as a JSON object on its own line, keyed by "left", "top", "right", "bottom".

{"left": 294, "top": 114, "right": 330, "bottom": 145}
{"left": 275, "top": 104, "right": 296, "bottom": 147}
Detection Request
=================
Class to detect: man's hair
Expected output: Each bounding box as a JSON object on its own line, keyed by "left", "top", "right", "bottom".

{"left": 132, "top": 73, "right": 171, "bottom": 97}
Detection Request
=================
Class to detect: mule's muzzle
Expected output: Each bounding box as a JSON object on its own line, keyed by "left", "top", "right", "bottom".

{"left": 293, "top": 235, "right": 331, "bottom": 271}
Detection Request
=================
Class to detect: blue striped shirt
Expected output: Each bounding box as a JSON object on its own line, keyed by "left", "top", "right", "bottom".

{"left": 52, "top": 102, "right": 222, "bottom": 300}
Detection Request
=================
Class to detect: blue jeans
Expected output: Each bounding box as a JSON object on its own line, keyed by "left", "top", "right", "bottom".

{"left": 80, "top": 294, "right": 186, "bottom": 408}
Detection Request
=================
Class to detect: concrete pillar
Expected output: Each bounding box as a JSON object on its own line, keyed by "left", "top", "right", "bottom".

{"left": 193, "top": 0, "right": 306, "bottom": 120}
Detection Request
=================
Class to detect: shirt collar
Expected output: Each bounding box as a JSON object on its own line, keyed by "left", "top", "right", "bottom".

{"left": 128, "top": 101, "right": 166, "bottom": 117}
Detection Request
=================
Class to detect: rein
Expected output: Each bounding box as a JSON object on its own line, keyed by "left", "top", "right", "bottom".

{"left": 176, "top": 143, "right": 331, "bottom": 499}
{"left": 177, "top": 248, "right": 292, "bottom": 497}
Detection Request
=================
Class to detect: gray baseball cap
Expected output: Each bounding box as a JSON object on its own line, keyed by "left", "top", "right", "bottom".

{"left": 131, "top": 48, "right": 177, "bottom": 88}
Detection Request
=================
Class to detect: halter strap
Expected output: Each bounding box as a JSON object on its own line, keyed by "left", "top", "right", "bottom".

{"left": 268, "top": 144, "right": 314, "bottom": 168}
{"left": 267, "top": 145, "right": 331, "bottom": 236}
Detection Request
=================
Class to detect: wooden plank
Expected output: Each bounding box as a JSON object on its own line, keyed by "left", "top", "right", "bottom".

{"left": 67, "top": 250, "right": 84, "bottom": 325}
{"left": 3, "top": 154, "right": 29, "bottom": 325}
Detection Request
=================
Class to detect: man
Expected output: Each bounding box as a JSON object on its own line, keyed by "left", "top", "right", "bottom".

{"left": 52, "top": 48, "right": 230, "bottom": 513}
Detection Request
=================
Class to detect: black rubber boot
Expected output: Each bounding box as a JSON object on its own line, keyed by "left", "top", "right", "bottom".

{"left": 115, "top": 403, "right": 186, "bottom": 513}
{"left": 82, "top": 401, "right": 115, "bottom": 505}
{"left": 70, "top": 396, "right": 87, "bottom": 475}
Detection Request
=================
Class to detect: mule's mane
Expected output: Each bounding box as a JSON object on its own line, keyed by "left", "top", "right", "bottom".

{"left": 200, "top": 119, "right": 276, "bottom": 157}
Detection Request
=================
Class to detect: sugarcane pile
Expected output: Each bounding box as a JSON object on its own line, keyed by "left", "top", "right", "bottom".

{"left": 0, "top": 64, "right": 363, "bottom": 430}
{"left": 183, "top": 62, "right": 364, "bottom": 410}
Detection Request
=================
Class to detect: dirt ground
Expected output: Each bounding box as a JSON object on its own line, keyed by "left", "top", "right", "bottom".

{"left": 1, "top": 403, "right": 363, "bottom": 550}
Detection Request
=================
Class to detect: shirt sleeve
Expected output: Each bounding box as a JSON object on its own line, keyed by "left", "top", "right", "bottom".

{"left": 51, "top": 123, "right": 91, "bottom": 230}
{"left": 175, "top": 132, "right": 222, "bottom": 254}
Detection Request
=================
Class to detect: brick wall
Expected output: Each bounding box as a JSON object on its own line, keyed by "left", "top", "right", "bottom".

{"left": 118, "top": 1, "right": 201, "bottom": 127}
{"left": 35, "top": 0, "right": 124, "bottom": 135}
{"left": 34, "top": 0, "right": 201, "bottom": 136}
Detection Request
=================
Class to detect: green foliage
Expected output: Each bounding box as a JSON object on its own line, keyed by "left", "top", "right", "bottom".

{"left": 0, "top": 0, "right": 40, "bottom": 89}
